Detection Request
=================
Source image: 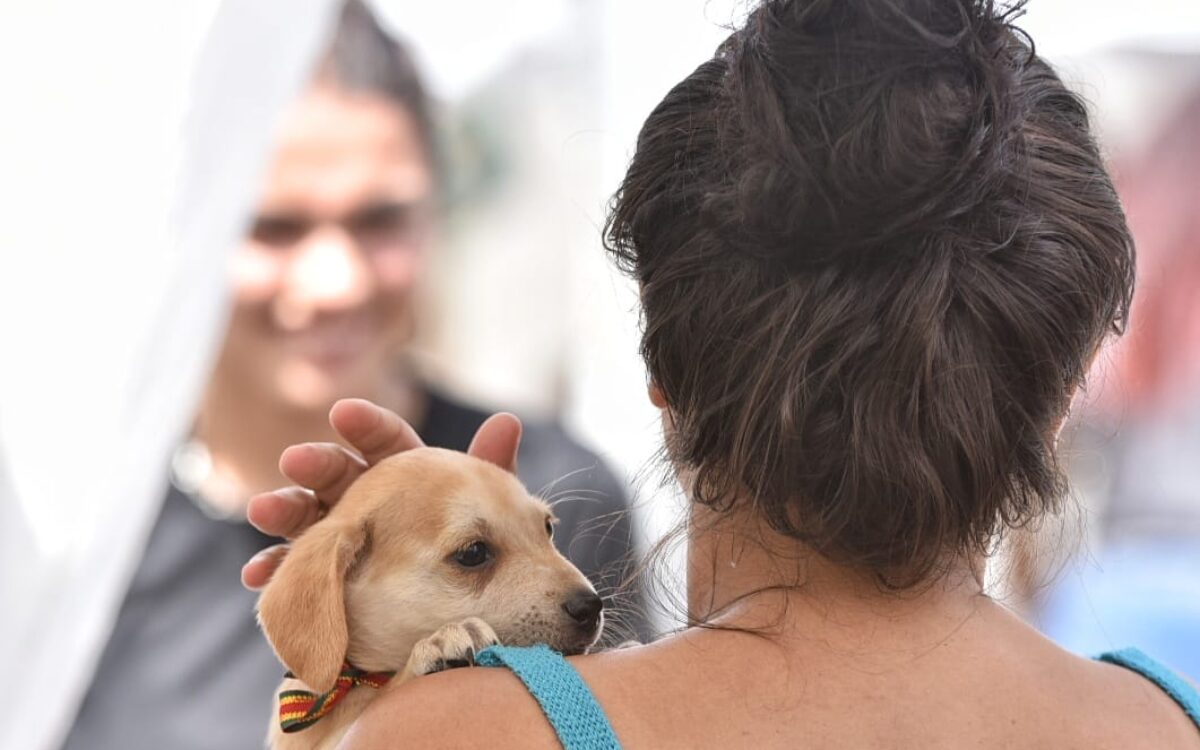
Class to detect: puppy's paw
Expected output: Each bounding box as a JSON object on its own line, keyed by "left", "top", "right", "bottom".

{"left": 403, "top": 618, "right": 499, "bottom": 678}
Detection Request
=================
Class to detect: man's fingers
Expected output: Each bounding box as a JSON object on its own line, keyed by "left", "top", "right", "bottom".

{"left": 467, "top": 413, "right": 522, "bottom": 474}
{"left": 242, "top": 399, "right": 428, "bottom": 594}
{"left": 246, "top": 486, "right": 325, "bottom": 539}
{"left": 241, "top": 544, "right": 290, "bottom": 590}
{"left": 329, "top": 398, "right": 425, "bottom": 465}
{"left": 279, "top": 442, "right": 368, "bottom": 505}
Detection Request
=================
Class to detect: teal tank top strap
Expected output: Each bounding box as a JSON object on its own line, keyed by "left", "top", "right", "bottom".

{"left": 476, "top": 644, "right": 621, "bottom": 750}
{"left": 1095, "top": 647, "right": 1200, "bottom": 730}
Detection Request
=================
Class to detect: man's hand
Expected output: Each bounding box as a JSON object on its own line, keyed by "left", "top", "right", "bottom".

{"left": 240, "top": 397, "right": 521, "bottom": 590}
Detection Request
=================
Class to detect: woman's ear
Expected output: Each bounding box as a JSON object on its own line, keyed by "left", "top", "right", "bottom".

{"left": 648, "top": 380, "right": 667, "bottom": 409}
{"left": 257, "top": 519, "right": 370, "bottom": 692}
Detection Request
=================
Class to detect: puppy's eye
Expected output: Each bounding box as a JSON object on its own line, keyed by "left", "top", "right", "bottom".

{"left": 453, "top": 541, "right": 492, "bottom": 568}
{"left": 545, "top": 518, "right": 554, "bottom": 538}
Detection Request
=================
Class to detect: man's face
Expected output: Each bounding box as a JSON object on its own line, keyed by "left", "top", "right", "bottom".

{"left": 215, "top": 83, "right": 433, "bottom": 411}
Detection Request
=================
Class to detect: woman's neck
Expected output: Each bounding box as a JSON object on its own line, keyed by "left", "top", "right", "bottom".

{"left": 685, "top": 502, "right": 991, "bottom": 653}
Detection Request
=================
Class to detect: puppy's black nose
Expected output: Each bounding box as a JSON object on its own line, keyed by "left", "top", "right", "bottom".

{"left": 562, "top": 589, "right": 604, "bottom": 628}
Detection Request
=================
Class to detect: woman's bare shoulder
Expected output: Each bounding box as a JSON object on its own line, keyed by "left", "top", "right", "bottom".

{"left": 1071, "top": 655, "right": 1200, "bottom": 749}
{"left": 338, "top": 665, "right": 561, "bottom": 750}
{"left": 337, "top": 644, "right": 660, "bottom": 749}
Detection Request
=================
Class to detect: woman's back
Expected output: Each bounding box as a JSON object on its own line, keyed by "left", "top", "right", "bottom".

{"left": 360, "top": 590, "right": 1199, "bottom": 749}
{"left": 357, "top": 588, "right": 1200, "bottom": 744}
{"left": 571, "top": 611, "right": 1199, "bottom": 749}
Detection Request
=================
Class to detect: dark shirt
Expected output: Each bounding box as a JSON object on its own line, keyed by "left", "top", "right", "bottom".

{"left": 63, "top": 390, "right": 640, "bottom": 750}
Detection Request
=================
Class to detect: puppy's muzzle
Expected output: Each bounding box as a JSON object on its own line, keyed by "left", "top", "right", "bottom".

{"left": 562, "top": 589, "right": 604, "bottom": 635}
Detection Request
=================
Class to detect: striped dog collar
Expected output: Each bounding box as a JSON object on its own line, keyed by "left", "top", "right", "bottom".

{"left": 279, "top": 664, "right": 395, "bottom": 733}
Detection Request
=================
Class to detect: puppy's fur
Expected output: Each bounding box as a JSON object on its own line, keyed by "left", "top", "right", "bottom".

{"left": 258, "top": 447, "right": 603, "bottom": 750}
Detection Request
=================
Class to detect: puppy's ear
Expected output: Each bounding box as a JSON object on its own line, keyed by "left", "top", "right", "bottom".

{"left": 257, "top": 519, "right": 370, "bottom": 693}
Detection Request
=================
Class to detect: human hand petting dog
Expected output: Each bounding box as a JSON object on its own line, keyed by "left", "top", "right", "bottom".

{"left": 242, "top": 397, "right": 604, "bottom": 750}
{"left": 240, "top": 397, "right": 522, "bottom": 590}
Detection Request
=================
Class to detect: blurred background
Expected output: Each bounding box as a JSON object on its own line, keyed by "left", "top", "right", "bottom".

{"left": 2, "top": 1, "right": 1198, "bottom": 748}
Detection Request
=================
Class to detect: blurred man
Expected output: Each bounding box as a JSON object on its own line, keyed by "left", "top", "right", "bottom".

{"left": 62, "top": 3, "right": 642, "bottom": 748}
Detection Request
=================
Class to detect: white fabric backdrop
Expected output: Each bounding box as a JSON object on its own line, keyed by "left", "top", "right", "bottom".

{"left": 0, "top": 1, "right": 339, "bottom": 747}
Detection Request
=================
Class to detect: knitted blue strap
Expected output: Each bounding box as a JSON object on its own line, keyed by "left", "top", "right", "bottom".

{"left": 1096, "top": 647, "right": 1200, "bottom": 731}
{"left": 476, "top": 644, "right": 621, "bottom": 750}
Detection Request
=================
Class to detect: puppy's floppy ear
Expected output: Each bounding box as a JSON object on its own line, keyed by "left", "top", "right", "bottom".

{"left": 257, "top": 519, "right": 371, "bottom": 693}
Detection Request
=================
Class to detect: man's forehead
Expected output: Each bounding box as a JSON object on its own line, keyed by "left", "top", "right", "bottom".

{"left": 260, "top": 91, "right": 431, "bottom": 213}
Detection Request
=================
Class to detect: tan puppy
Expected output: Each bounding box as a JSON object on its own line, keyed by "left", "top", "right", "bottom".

{"left": 258, "top": 447, "right": 604, "bottom": 750}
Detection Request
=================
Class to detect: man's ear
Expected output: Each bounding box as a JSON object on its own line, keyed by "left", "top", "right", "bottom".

{"left": 257, "top": 519, "right": 370, "bottom": 693}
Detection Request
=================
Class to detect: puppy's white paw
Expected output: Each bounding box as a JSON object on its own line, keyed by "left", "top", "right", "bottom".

{"left": 404, "top": 618, "right": 499, "bottom": 677}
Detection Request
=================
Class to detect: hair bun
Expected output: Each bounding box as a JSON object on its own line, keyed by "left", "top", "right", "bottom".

{"left": 707, "top": 0, "right": 1030, "bottom": 269}
{"left": 606, "top": 0, "right": 1132, "bottom": 588}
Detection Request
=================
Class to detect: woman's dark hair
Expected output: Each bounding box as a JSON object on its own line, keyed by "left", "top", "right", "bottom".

{"left": 319, "top": 0, "right": 435, "bottom": 163}
{"left": 606, "top": 0, "right": 1135, "bottom": 587}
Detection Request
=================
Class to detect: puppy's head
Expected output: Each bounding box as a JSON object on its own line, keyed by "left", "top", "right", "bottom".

{"left": 258, "top": 447, "right": 603, "bottom": 692}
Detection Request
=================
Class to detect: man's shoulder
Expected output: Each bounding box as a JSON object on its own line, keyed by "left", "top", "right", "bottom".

{"left": 518, "top": 418, "right": 621, "bottom": 495}
{"left": 423, "top": 388, "right": 626, "bottom": 504}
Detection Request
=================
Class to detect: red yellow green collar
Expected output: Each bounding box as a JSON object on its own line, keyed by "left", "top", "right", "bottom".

{"left": 278, "top": 664, "right": 394, "bottom": 733}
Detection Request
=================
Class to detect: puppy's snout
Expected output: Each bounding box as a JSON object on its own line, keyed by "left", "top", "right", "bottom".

{"left": 562, "top": 589, "right": 604, "bottom": 629}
